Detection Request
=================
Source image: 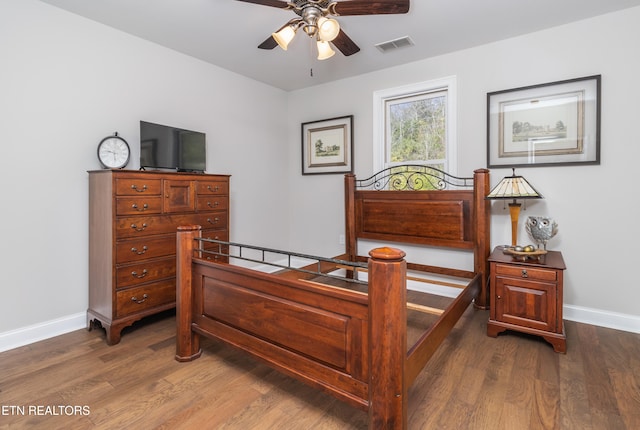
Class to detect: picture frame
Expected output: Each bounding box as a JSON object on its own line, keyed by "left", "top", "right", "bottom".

{"left": 301, "top": 115, "right": 353, "bottom": 175}
{"left": 487, "top": 75, "right": 600, "bottom": 168}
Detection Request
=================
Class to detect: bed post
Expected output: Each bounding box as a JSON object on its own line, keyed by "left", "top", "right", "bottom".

{"left": 344, "top": 173, "right": 357, "bottom": 263}
{"left": 368, "top": 247, "right": 407, "bottom": 430}
{"left": 473, "top": 169, "right": 491, "bottom": 309}
{"left": 175, "top": 225, "right": 203, "bottom": 362}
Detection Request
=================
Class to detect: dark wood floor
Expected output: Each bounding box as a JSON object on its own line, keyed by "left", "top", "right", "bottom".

{"left": 1, "top": 307, "right": 639, "bottom": 429}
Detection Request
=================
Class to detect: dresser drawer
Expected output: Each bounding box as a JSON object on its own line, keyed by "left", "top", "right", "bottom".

{"left": 196, "top": 195, "right": 229, "bottom": 212}
{"left": 196, "top": 180, "right": 228, "bottom": 195}
{"left": 494, "top": 263, "right": 557, "bottom": 282}
{"left": 116, "top": 196, "right": 163, "bottom": 215}
{"left": 116, "top": 235, "right": 175, "bottom": 264}
{"left": 116, "top": 213, "right": 227, "bottom": 238}
{"left": 199, "top": 211, "right": 228, "bottom": 230}
{"left": 115, "top": 178, "right": 162, "bottom": 196}
{"left": 201, "top": 229, "right": 229, "bottom": 243}
{"left": 200, "top": 229, "right": 229, "bottom": 260}
{"left": 115, "top": 279, "right": 175, "bottom": 318}
{"left": 116, "top": 256, "right": 176, "bottom": 288}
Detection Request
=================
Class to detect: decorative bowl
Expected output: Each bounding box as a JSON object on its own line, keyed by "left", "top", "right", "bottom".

{"left": 502, "top": 247, "right": 547, "bottom": 261}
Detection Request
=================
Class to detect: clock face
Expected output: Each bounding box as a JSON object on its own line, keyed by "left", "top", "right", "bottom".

{"left": 98, "top": 135, "right": 130, "bottom": 169}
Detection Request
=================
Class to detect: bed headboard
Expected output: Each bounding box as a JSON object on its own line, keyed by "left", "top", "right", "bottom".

{"left": 344, "top": 165, "right": 491, "bottom": 308}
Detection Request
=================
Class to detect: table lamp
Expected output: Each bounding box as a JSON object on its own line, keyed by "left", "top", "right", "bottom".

{"left": 487, "top": 168, "right": 542, "bottom": 246}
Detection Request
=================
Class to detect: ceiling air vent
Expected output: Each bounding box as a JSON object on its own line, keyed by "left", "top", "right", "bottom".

{"left": 375, "top": 36, "right": 414, "bottom": 53}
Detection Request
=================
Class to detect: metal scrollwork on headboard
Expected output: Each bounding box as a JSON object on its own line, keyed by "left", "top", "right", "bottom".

{"left": 355, "top": 165, "right": 473, "bottom": 191}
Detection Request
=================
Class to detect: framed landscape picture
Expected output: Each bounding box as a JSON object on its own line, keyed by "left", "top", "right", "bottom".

{"left": 301, "top": 115, "right": 353, "bottom": 175}
{"left": 487, "top": 75, "right": 600, "bottom": 168}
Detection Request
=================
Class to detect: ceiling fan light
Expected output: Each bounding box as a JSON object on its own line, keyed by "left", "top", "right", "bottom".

{"left": 272, "top": 25, "right": 296, "bottom": 51}
{"left": 317, "top": 17, "right": 340, "bottom": 42}
{"left": 316, "top": 40, "right": 335, "bottom": 60}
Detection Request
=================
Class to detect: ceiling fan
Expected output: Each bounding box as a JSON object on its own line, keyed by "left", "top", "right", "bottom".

{"left": 236, "top": 0, "right": 410, "bottom": 60}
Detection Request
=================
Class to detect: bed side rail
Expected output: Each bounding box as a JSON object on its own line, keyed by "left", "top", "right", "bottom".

{"left": 404, "top": 273, "right": 481, "bottom": 385}
{"left": 199, "top": 237, "right": 368, "bottom": 285}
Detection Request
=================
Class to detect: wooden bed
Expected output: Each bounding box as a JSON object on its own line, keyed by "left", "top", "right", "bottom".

{"left": 175, "top": 166, "right": 490, "bottom": 429}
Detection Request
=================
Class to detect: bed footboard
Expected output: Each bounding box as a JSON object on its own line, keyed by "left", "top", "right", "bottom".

{"left": 175, "top": 226, "right": 411, "bottom": 428}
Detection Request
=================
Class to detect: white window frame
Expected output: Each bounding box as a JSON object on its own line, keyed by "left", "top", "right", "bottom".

{"left": 373, "top": 76, "right": 457, "bottom": 174}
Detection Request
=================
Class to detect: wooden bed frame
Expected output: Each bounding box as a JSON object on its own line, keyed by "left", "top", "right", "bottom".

{"left": 175, "top": 166, "right": 490, "bottom": 429}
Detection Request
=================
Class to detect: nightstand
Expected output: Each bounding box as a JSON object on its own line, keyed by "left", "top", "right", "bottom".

{"left": 487, "top": 247, "right": 567, "bottom": 353}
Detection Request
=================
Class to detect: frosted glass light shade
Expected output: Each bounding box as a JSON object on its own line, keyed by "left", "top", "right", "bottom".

{"left": 272, "top": 25, "right": 296, "bottom": 50}
{"left": 317, "top": 17, "right": 340, "bottom": 42}
{"left": 316, "top": 40, "right": 335, "bottom": 60}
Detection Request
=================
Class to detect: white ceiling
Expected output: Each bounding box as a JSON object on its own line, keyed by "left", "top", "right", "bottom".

{"left": 39, "top": 0, "right": 640, "bottom": 91}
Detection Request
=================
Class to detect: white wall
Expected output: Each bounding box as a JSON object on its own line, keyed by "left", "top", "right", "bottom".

{"left": 0, "top": 0, "right": 290, "bottom": 348}
{"left": 286, "top": 7, "right": 640, "bottom": 331}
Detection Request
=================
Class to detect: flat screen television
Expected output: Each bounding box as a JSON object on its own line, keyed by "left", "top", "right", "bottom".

{"left": 139, "top": 121, "right": 206, "bottom": 172}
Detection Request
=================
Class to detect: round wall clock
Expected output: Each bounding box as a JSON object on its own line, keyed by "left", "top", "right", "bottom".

{"left": 97, "top": 132, "right": 130, "bottom": 169}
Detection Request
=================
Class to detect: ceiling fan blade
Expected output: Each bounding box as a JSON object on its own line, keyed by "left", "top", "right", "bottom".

{"left": 331, "top": 30, "right": 360, "bottom": 56}
{"left": 235, "top": 0, "right": 290, "bottom": 9}
{"left": 258, "top": 35, "right": 278, "bottom": 50}
{"left": 333, "top": 0, "right": 410, "bottom": 16}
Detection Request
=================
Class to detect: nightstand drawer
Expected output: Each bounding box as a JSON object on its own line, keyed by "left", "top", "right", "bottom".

{"left": 494, "top": 263, "right": 557, "bottom": 282}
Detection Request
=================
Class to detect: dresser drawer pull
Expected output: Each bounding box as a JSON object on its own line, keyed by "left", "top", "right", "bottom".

{"left": 131, "top": 269, "right": 148, "bottom": 278}
{"left": 207, "top": 185, "right": 219, "bottom": 192}
{"left": 206, "top": 201, "right": 219, "bottom": 208}
{"left": 130, "top": 223, "right": 147, "bottom": 232}
{"left": 131, "top": 246, "right": 148, "bottom": 255}
{"left": 131, "top": 184, "right": 148, "bottom": 193}
{"left": 131, "top": 294, "right": 148, "bottom": 304}
{"left": 207, "top": 217, "right": 220, "bottom": 225}
{"left": 521, "top": 269, "right": 528, "bottom": 278}
{"left": 131, "top": 203, "right": 148, "bottom": 211}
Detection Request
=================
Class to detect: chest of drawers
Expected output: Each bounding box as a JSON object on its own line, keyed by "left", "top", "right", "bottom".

{"left": 88, "top": 170, "right": 230, "bottom": 344}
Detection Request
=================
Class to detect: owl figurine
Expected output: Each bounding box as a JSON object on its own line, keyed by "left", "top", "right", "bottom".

{"left": 525, "top": 216, "right": 558, "bottom": 250}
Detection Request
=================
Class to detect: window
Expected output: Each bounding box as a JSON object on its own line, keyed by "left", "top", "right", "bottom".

{"left": 373, "top": 76, "right": 457, "bottom": 174}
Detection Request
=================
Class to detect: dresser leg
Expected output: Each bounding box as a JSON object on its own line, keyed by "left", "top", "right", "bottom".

{"left": 87, "top": 315, "right": 123, "bottom": 345}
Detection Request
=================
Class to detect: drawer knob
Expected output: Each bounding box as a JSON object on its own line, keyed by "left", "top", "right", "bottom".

{"left": 131, "top": 223, "right": 147, "bottom": 232}
{"left": 130, "top": 184, "right": 148, "bottom": 193}
{"left": 131, "top": 246, "right": 148, "bottom": 255}
{"left": 521, "top": 269, "right": 528, "bottom": 278}
{"left": 131, "top": 269, "right": 148, "bottom": 278}
{"left": 131, "top": 203, "right": 148, "bottom": 211}
{"left": 131, "top": 293, "right": 148, "bottom": 304}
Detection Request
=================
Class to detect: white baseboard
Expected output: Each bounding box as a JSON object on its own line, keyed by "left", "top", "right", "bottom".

{"left": 563, "top": 305, "right": 640, "bottom": 334}
{"left": 0, "top": 312, "right": 86, "bottom": 353}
